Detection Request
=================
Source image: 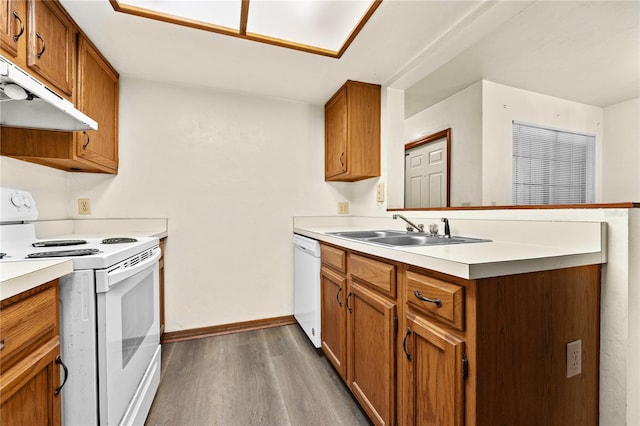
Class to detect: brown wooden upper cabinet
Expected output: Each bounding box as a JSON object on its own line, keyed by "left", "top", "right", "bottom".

{"left": 1, "top": 0, "right": 119, "bottom": 174}
{"left": 0, "top": 0, "right": 24, "bottom": 59}
{"left": 73, "top": 35, "right": 119, "bottom": 172}
{"left": 1, "top": 0, "right": 77, "bottom": 99}
{"left": 324, "top": 80, "right": 381, "bottom": 182}
{"left": 26, "top": 0, "right": 76, "bottom": 97}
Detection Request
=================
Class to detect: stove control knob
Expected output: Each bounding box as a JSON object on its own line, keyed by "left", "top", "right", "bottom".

{"left": 23, "top": 196, "right": 32, "bottom": 208}
{"left": 10, "top": 193, "right": 23, "bottom": 207}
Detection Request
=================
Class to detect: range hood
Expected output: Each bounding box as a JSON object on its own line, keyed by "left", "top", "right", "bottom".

{"left": 0, "top": 55, "right": 97, "bottom": 131}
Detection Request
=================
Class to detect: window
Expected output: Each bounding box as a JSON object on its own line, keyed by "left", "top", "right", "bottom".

{"left": 512, "top": 121, "right": 595, "bottom": 205}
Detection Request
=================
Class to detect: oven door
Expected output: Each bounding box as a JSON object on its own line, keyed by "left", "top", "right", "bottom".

{"left": 95, "top": 246, "right": 161, "bottom": 425}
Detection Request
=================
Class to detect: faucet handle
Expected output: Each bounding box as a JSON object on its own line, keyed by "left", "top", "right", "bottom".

{"left": 441, "top": 217, "right": 451, "bottom": 238}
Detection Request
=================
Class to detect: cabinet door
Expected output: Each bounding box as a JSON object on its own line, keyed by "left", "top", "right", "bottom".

{"left": 320, "top": 266, "right": 347, "bottom": 379}
{"left": 324, "top": 81, "right": 380, "bottom": 182}
{"left": 0, "top": 0, "right": 24, "bottom": 57}
{"left": 404, "top": 312, "right": 465, "bottom": 426}
{"left": 75, "top": 36, "right": 118, "bottom": 172}
{"left": 324, "top": 86, "right": 348, "bottom": 179}
{"left": 0, "top": 339, "right": 62, "bottom": 426}
{"left": 27, "top": 0, "right": 75, "bottom": 96}
{"left": 347, "top": 281, "right": 396, "bottom": 426}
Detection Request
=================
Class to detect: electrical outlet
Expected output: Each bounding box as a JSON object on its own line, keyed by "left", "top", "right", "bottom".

{"left": 338, "top": 202, "right": 349, "bottom": 214}
{"left": 376, "top": 183, "right": 385, "bottom": 203}
{"left": 566, "top": 339, "right": 582, "bottom": 378}
{"left": 78, "top": 198, "right": 91, "bottom": 215}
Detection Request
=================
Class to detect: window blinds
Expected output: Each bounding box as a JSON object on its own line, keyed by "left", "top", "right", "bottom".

{"left": 512, "top": 121, "right": 595, "bottom": 205}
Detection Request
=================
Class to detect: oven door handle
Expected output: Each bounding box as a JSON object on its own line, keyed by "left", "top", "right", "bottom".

{"left": 102, "top": 247, "right": 161, "bottom": 290}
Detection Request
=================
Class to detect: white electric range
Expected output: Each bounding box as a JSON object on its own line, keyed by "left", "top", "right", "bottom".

{"left": 0, "top": 187, "right": 161, "bottom": 425}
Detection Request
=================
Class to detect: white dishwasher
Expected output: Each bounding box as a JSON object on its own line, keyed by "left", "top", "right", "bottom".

{"left": 293, "top": 234, "right": 321, "bottom": 348}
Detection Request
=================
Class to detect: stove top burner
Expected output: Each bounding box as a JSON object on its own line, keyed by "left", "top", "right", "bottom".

{"left": 32, "top": 240, "right": 88, "bottom": 248}
{"left": 26, "top": 248, "right": 100, "bottom": 258}
{"left": 102, "top": 237, "right": 138, "bottom": 244}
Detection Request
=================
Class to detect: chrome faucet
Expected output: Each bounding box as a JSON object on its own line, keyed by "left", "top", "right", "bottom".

{"left": 441, "top": 217, "right": 451, "bottom": 238}
{"left": 393, "top": 214, "right": 424, "bottom": 232}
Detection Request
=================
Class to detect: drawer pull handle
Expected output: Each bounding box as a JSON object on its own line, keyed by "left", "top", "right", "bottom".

{"left": 36, "top": 32, "right": 46, "bottom": 58}
{"left": 13, "top": 11, "right": 24, "bottom": 42}
{"left": 414, "top": 290, "right": 442, "bottom": 308}
{"left": 0, "top": 339, "right": 4, "bottom": 350}
{"left": 82, "top": 132, "right": 91, "bottom": 150}
{"left": 346, "top": 291, "right": 353, "bottom": 314}
{"left": 402, "top": 328, "right": 412, "bottom": 361}
{"left": 336, "top": 287, "right": 343, "bottom": 307}
{"left": 55, "top": 356, "right": 68, "bottom": 396}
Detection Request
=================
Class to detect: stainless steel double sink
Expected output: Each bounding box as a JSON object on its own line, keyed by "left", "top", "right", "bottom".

{"left": 328, "top": 230, "right": 491, "bottom": 247}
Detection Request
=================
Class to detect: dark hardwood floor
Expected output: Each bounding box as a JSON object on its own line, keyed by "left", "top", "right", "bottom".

{"left": 145, "top": 324, "right": 371, "bottom": 426}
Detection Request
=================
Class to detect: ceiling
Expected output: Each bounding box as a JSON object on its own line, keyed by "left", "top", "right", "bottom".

{"left": 60, "top": 0, "right": 639, "bottom": 114}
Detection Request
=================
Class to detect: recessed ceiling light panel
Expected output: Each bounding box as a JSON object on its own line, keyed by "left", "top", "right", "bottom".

{"left": 247, "top": 0, "right": 375, "bottom": 52}
{"left": 111, "top": 0, "right": 381, "bottom": 57}
{"left": 119, "top": 0, "right": 242, "bottom": 30}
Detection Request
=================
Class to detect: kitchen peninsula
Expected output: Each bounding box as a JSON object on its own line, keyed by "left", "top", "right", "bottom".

{"left": 294, "top": 214, "right": 606, "bottom": 425}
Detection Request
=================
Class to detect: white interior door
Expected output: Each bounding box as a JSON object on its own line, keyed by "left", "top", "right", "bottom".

{"left": 405, "top": 138, "right": 447, "bottom": 208}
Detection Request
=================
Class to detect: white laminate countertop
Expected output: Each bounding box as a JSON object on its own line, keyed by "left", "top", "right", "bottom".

{"left": 293, "top": 224, "right": 606, "bottom": 280}
{"left": 0, "top": 260, "right": 73, "bottom": 301}
{"left": 34, "top": 218, "right": 168, "bottom": 240}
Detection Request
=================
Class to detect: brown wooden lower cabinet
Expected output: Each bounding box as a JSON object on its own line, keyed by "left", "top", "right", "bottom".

{"left": 403, "top": 311, "right": 465, "bottom": 426}
{"left": 347, "top": 281, "right": 396, "bottom": 426}
{"left": 319, "top": 242, "right": 601, "bottom": 426}
{"left": 0, "top": 280, "right": 64, "bottom": 425}
{"left": 321, "top": 244, "right": 399, "bottom": 426}
{"left": 320, "top": 265, "right": 347, "bottom": 379}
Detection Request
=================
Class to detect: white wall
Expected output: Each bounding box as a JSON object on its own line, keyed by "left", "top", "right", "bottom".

{"left": 0, "top": 157, "right": 69, "bottom": 219}
{"left": 482, "top": 80, "right": 604, "bottom": 205}
{"left": 382, "top": 87, "right": 406, "bottom": 210}
{"left": 398, "top": 81, "right": 637, "bottom": 208}
{"left": 69, "top": 77, "right": 368, "bottom": 331}
{"left": 401, "top": 82, "right": 483, "bottom": 207}
{"left": 603, "top": 98, "right": 640, "bottom": 202}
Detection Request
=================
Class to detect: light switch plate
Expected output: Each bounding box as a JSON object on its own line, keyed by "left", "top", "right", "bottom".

{"left": 376, "top": 183, "right": 385, "bottom": 203}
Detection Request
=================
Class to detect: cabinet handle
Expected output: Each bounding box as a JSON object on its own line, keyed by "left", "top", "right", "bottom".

{"left": 339, "top": 152, "right": 345, "bottom": 167}
{"left": 346, "top": 291, "right": 352, "bottom": 313}
{"left": 82, "top": 132, "right": 90, "bottom": 150}
{"left": 54, "top": 356, "right": 68, "bottom": 396}
{"left": 13, "top": 11, "right": 24, "bottom": 42}
{"left": 402, "top": 327, "right": 412, "bottom": 361}
{"left": 36, "top": 32, "right": 46, "bottom": 58}
{"left": 0, "top": 339, "right": 4, "bottom": 351}
{"left": 414, "top": 290, "right": 442, "bottom": 308}
{"left": 336, "top": 287, "right": 343, "bottom": 307}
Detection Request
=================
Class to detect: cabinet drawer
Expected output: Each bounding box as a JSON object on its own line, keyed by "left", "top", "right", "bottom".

{"left": 0, "top": 284, "right": 58, "bottom": 371}
{"left": 406, "top": 271, "right": 464, "bottom": 330}
{"left": 350, "top": 253, "right": 396, "bottom": 298}
{"left": 321, "top": 244, "right": 347, "bottom": 273}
